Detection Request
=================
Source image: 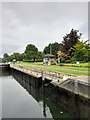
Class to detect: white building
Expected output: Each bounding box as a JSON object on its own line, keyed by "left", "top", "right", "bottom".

{"left": 43, "top": 54, "right": 55, "bottom": 65}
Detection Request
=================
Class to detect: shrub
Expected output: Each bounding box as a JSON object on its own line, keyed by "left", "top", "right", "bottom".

{"left": 51, "top": 61, "right": 56, "bottom": 65}
{"left": 65, "top": 59, "right": 72, "bottom": 63}
{"left": 60, "top": 57, "right": 65, "bottom": 63}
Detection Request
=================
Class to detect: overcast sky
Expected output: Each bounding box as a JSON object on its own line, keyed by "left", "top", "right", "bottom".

{"left": 1, "top": 1, "right": 88, "bottom": 57}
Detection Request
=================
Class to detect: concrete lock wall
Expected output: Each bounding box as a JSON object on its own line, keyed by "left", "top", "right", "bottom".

{"left": 12, "top": 69, "right": 42, "bottom": 89}
{"left": 44, "top": 83, "right": 90, "bottom": 118}
{"left": 0, "top": 66, "right": 11, "bottom": 76}
{"left": 11, "top": 68, "right": 90, "bottom": 119}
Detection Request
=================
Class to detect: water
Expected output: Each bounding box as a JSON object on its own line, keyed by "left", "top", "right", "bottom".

{"left": 1, "top": 68, "right": 75, "bottom": 119}
{"left": 0, "top": 76, "right": 2, "bottom": 120}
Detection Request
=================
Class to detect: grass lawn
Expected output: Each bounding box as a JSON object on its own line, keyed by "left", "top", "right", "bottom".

{"left": 15, "top": 62, "right": 90, "bottom": 76}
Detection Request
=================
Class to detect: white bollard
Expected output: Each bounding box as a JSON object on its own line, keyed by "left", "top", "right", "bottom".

{"left": 75, "top": 80, "right": 78, "bottom": 94}
{"left": 42, "top": 71, "right": 45, "bottom": 81}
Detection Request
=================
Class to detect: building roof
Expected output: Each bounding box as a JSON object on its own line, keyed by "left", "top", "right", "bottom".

{"left": 44, "top": 54, "right": 55, "bottom": 58}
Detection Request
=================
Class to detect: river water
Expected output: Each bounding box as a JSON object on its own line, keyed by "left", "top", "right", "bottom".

{"left": 1, "top": 68, "right": 76, "bottom": 119}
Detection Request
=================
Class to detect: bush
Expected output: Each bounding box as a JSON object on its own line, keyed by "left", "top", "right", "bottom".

{"left": 60, "top": 57, "right": 65, "bottom": 63}
{"left": 35, "top": 59, "right": 43, "bottom": 62}
{"left": 59, "top": 63, "right": 64, "bottom": 66}
{"left": 65, "top": 59, "right": 72, "bottom": 63}
{"left": 51, "top": 61, "right": 56, "bottom": 65}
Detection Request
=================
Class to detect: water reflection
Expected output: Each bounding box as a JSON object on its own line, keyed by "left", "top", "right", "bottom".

{"left": 12, "top": 70, "right": 75, "bottom": 119}
{"left": 0, "top": 77, "right": 2, "bottom": 119}
{"left": 3, "top": 68, "right": 88, "bottom": 119}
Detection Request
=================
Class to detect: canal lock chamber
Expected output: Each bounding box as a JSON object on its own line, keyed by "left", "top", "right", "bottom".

{"left": 9, "top": 68, "right": 90, "bottom": 119}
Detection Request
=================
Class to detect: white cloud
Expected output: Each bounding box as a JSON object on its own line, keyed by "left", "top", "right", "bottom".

{"left": 0, "top": 2, "right": 2, "bottom": 58}
{"left": 2, "top": 2, "right": 88, "bottom": 56}
{"left": 2, "top": 0, "right": 89, "bottom": 2}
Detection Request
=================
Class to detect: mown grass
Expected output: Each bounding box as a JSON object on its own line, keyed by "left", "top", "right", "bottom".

{"left": 19, "top": 62, "right": 90, "bottom": 70}
{"left": 15, "top": 62, "right": 90, "bottom": 76}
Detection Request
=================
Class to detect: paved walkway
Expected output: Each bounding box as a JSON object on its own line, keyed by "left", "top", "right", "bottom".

{"left": 35, "top": 64, "right": 89, "bottom": 74}
{"left": 55, "top": 67, "right": 89, "bottom": 73}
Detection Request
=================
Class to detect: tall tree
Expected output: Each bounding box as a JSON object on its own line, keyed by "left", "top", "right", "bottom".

{"left": 3, "top": 53, "right": 9, "bottom": 58}
{"left": 37, "top": 52, "right": 44, "bottom": 59}
{"left": 71, "top": 40, "right": 89, "bottom": 62}
{"left": 61, "top": 29, "right": 82, "bottom": 59}
{"left": 24, "top": 44, "right": 38, "bottom": 62}
{"left": 12, "top": 53, "right": 24, "bottom": 61}
{"left": 25, "top": 44, "right": 38, "bottom": 53}
{"left": 43, "top": 42, "right": 62, "bottom": 57}
{"left": 3, "top": 53, "right": 9, "bottom": 62}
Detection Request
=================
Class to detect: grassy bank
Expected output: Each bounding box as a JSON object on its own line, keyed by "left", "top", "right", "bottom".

{"left": 15, "top": 62, "right": 90, "bottom": 76}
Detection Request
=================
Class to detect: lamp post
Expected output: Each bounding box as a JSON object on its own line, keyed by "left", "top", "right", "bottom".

{"left": 50, "top": 43, "right": 52, "bottom": 55}
{"left": 58, "top": 57, "right": 60, "bottom": 64}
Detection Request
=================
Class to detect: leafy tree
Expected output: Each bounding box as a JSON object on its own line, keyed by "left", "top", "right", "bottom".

{"left": 3, "top": 53, "right": 9, "bottom": 58}
{"left": 37, "top": 52, "right": 44, "bottom": 59}
{"left": 25, "top": 44, "right": 38, "bottom": 54}
{"left": 85, "top": 40, "right": 90, "bottom": 61}
{"left": 24, "top": 44, "right": 38, "bottom": 62}
{"left": 61, "top": 29, "right": 82, "bottom": 59}
{"left": 57, "top": 51, "right": 68, "bottom": 59}
{"left": 43, "top": 42, "right": 62, "bottom": 57}
{"left": 25, "top": 51, "right": 35, "bottom": 61}
{"left": 0, "top": 58, "right": 2, "bottom": 63}
{"left": 12, "top": 53, "right": 24, "bottom": 61}
{"left": 43, "top": 45, "right": 50, "bottom": 55}
{"left": 71, "top": 41, "right": 89, "bottom": 62}
{"left": 8, "top": 55, "right": 13, "bottom": 62}
{"left": 3, "top": 53, "right": 10, "bottom": 62}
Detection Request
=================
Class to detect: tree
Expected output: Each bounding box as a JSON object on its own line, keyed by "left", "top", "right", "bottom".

{"left": 71, "top": 40, "right": 89, "bottom": 62}
{"left": 43, "top": 42, "right": 62, "bottom": 57}
{"left": 37, "top": 52, "right": 44, "bottom": 59}
{"left": 24, "top": 44, "right": 38, "bottom": 62}
{"left": 57, "top": 51, "right": 68, "bottom": 59}
{"left": 12, "top": 53, "right": 24, "bottom": 61}
{"left": 25, "top": 44, "right": 38, "bottom": 54}
{"left": 3, "top": 53, "right": 10, "bottom": 62}
{"left": 43, "top": 45, "right": 50, "bottom": 55}
{"left": 0, "top": 58, "right": 2, "bottom": 63}
{"left": 3, "top": 53, "right": 9, "bottom": 58}
{"left": 61, "top": 29, "right": 82, "bottom": 59}
{"left": 85, "top": 40, "right": 90, "bottom": 61}
{"left": 57, "top": 51, "right": 66, "bottom": 63}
